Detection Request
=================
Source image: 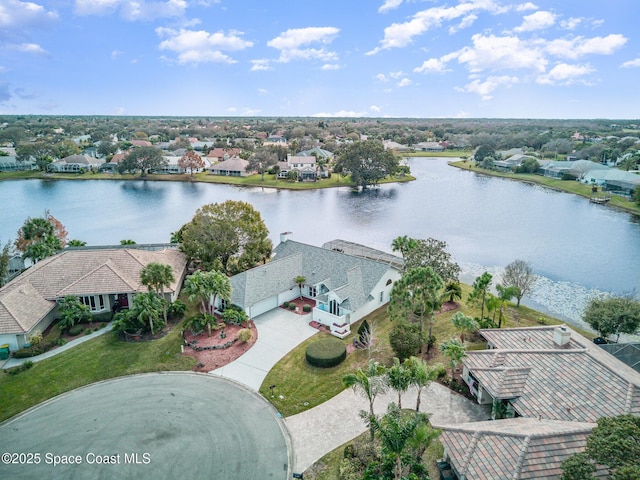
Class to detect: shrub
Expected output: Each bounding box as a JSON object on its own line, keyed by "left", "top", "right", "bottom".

{"left": 4, "top": 361, "right": 34, "bottom": 376}
{"left": 288, "top": 303, "right": 296, "bottom": 310}
{"left": 305, "top": 338, "right": 347, "bottom": 368}
{"left": 68, "top": 324, "right": 84, "bottom": 336}
{"left": 13, "top": 348, "right": 37, "bottom": 359}
{"left": 302, "top": 304, "right": 311, "bottom": 312}
{"left": 90, "top": 311, "right": 113, "bottom": 324}
{"left": 168, "top": 300, "right": 187, "bottom": 319}
{"left": 27, "top": 330, "right": 43, "bottom": 346}
{"left": 282, "top": 301, "right": 290, "bottom": 308}
{"left": 389, "top": 321, "right": 422, "bottom": 361}
{"left": 222, "top": 308, "right": 248, "bottom": 325}
{"left": 237, "top": 328, "right": 252, "bottom": 343}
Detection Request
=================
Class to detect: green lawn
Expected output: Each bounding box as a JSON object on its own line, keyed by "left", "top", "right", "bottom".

{"left": 450, "top": 160, "right": 640, "bottom": 215}
{"left": 260, "top": 282, "right": 585, "bottom": 418}
{"left": 0, "top": 321, "right": 195, "bottom": 423}
{"left": 0, "top": 170, "right": 415, "bottom": 190}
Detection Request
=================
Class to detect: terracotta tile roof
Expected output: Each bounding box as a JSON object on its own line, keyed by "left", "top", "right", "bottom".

{"left": 0, "top": 247, "right": 186, "bottom": 335}
{"left": 440, "top": 418, "right": 607, "bottom": 480}
{"left": 464, "top": 327, "right": 640, "bottom": 422}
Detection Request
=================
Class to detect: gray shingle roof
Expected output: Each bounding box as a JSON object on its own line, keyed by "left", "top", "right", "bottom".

{"left": 440, "top": 418, "right": 606, "bottom": 480}
{"left": 230, "top": 240, "right": 398, "bottom": 310}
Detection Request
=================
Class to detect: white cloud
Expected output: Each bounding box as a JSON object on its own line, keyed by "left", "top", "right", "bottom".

{"left": 456, "top": 75, "right": 519, "bottom": 100}
{"left": 456, "top": 34, "right": 548, "bottom": 73}
{"left": 13, "top": 43, "right": 48, "bottom": 55}
{"left": 267, "top": 27, "right": 340, "bottom": 64}
{"left": 455, "top": 110, "right": 470, "bottom": 118}
{"left": 370, "top": 105, "right": 381, "bottom": 112}
{"left": 375, "top": 73, "right": 389, "bottom": 82}
{"left": 397, "top": 78, "right": 412, "bottom": 87}
{"left": 545, "top": 34, "right": 627, "bottom": 59}
{"left": 449, "top": 14, "right": 477, "bottom": 34}
{"left": 514, "top": 10, "right": 556, "bottom": 32}
{"left": 156, "top": 28, "right": 253, "bottom": 64}
{"left": 560, "top": 17, "right": 583, "bottom": 30}
{"left": 414, "top": 57, "right": 449, "bottom": 73}
{"left": 621, "top": 58, "right": 640, "bottom": 68}
{"left": 378, "top": 0, "right": 403, "bottom": 13}
{"left": 111, "top": 50, "right": 123, "bottom": 59}
{"left": 536, "top": 63, "right": 594, "bottom": 85}
{"left": 75, "top": 0, "right": 187, "bottom": 20}
{"left": 516, "top": 2, "right": 538, "bottom": 11}
{"left": 311, "top": 110, "right": 368, "bottom": 117}
{"left": 321, "top": 63, "right": 341, "bottom": 70}
{"left": 0, "top": 0, "right": 59, "bottom": 31}
{"left": 250, "top": 59, "right": 271, "bottom": 71}
{"left": 257, "top": 88, "right": 268, "bottom": 95}
{"left": 368, "top": 0, "right": 506, "bottom": 54}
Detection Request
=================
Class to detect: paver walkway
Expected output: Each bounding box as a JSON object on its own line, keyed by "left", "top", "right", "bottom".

{"left": 285, "top": 383, "right": 490, "bottom": 472}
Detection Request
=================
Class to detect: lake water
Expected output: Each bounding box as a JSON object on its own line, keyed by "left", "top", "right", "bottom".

{"left": 2, "top": 158, "right": 639, "bottom": 329}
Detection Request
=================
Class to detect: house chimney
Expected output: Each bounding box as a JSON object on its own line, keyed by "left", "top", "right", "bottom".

{"left": 553, "top": 325, "right": 571, "bottom": 347}
{"left": 280, "top": 231, "right": 292, "bottom": 243}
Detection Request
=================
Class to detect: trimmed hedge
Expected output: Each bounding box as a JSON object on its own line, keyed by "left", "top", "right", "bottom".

{"left": 288, "top": 303, "right": 296, "bottom": 310}
{"left": 302, "top": 304, "right": 311, "bottom": 313}
{"left": 282, "top": 301, "right": 290, "bottom": 308}
{"left": 305, "top": 338, "right": 347, "bottom": 368}
{"left": 68, "top": 325, "right": 84, "bottom": 336}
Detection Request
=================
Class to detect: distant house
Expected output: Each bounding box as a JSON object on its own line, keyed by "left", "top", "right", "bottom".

{"left": 277, "top": 154, "right": 318, "bottom": 181}
{"left": 209, "top": 156, "right": 250, "bottom": 176}
{"left": 0, "top": 246, "right": 187, "bottom": 351}
{"left": 264, "top": 135, "right": 288, "bottom": 147}
{"left": 297, "top": 147, "right": 334, "bottom": 161}
{"left": 0, "top": 147, "right": 34, "bottom": 171}
{"left": 493, "top": 154, "right": 537, "bottom": 172}
{"left": 225, "top": 234, "right": 402, "bottom": 338}
{"left": 48, "top": 154, "right": 105, "bottom": 172}
{"left": 130, "top": 140, "right": 153, "bottom": 147}
{"left": 414, "top": 142, "right": 444, "bottom": 152}
{"left": 383, "top": 140, "right": 412, "bottom": 152}
{"left": 206, "top": 148, "right": 241, "bottom": 162}
{"left": 537, "top": 160, "right": 606, "bottom": 179}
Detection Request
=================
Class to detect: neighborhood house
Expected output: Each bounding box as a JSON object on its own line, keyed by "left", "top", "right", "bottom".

{"left": 0, "top": 246, "right": 187, "bottom": 351}
{"left": 225, "top": 234, "right": 402, "bottom": 338}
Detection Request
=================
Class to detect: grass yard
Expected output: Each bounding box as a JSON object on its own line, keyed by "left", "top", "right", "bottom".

{"left": 260, "top": 282, "right": 591, "bottom": 419}
{"left": 450, "top": 160, "right": 640, "bottom": 215}
{"left": 0, "top": 320, "right": 195, "bottom": 423}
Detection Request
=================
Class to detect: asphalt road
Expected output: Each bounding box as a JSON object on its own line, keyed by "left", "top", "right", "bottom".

{"left": 0, "top": 373, "right": 292, "bottom": 480}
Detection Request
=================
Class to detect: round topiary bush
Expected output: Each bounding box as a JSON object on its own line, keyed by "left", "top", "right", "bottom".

{"left": 288, "top": 303, "right": 296, "bottom": 310}
{"left": 282, "top": 301, "right": 289, "bottom": 308}
{"left": 302, "top": 304, "right": 311, "bottom": 313}
{"left": 305, "top": 337, "right": 347, "bottom": 368}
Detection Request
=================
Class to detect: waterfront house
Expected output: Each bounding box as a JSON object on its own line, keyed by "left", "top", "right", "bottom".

{"left": 225, "top": 234, "right": 402, "bottom": 338}
{"left": 209, "top": 156, "right": 250, "bottom": 177}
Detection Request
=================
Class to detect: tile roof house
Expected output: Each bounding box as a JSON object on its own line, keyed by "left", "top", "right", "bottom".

{"left": 437, "top": 325, "right": 639, "bottom": 479}
{"left": 0, "top": 246, "right": 187, "bottom": 351}
{"left": 226, "top": 234, "right": 402, "bottom": 338}
{"left": 48, "top": 154, "right": 105, "bottom": 172}
{"left": 439, "top": 418, "right": 607, "bottom": 480}
{"left": 462, "top": 326, "right": 640, "bottom": 422}
{"left": 277, "top": 154, "right": 318, "bottom": 181}
{"left": 206, "top": 147, "right": 241, "bottom": 162}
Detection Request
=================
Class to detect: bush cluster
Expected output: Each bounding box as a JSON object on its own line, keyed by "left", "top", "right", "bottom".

{"left": 68, "top": 324, "right": 84, "bottom": 336}
{"left": 305, "top": 338, "right": 347, "bottom": 368}
{"left": 4, "top": 361, "right": 34, "bottom": 376}
{"left": 282, "top": 301, "right": 290, "bottom": 308}
{"left": 13, "top": 340, "right": 59, "bottom": 358}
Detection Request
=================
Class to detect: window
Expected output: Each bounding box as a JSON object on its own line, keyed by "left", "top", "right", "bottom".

{"left": 380, "top": 291, "right": 384, "bottom": 302}
{"left": 79, "top": 294, "right": 106, "bottom": 312}
{"left": 386, "top": 279, "right": 393, "bottom": 286}
{"left": 309, "top": 286, "right": 317, "bottom": 297}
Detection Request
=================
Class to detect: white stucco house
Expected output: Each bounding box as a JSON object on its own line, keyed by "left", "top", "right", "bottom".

{"left": 0, "top": 246, "right": 187, "bottom": 352}
{"left": 225, "top": 234, "right": 402, "bottom": 338}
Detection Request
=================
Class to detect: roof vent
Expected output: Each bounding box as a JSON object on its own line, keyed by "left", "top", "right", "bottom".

{"left": 553, "top": 325, "right": 571, "bottom": 347}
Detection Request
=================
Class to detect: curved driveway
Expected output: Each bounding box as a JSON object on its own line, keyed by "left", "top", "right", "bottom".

{"left": 0, "top": 373, "right": 292, "bottom": 480}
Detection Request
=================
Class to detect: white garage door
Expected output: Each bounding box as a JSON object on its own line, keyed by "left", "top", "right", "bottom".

{"left": 249, "top": 296, "right": 279, "bottom": 318}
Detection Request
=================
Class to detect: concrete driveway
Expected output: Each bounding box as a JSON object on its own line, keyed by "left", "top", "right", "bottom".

{"left": 0, "top": 373, "right": 292, "bottom": 480}
{"left": 209, "top": 308, "right": 318, "bottom": 391}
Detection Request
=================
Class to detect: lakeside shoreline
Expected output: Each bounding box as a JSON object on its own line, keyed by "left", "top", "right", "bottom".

{"left": 448, "top": 159, "right": 640, "bottom": 216}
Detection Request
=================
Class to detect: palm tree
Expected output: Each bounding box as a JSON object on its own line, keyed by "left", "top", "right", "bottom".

{"left": 391, "top": 235, "right": 417, "bottom": 258}
{"left": 343, "top": 360, "right": 387, "bottom": 442}
{"left": 294, "top": 275, "right": 306, "bottom": 300}
{"left": 450, "top": 312, "right": 479, "bottom": 344}
{"left": 68, "top": 239, "right": 87, "bottom": 247}
{"left": 368, "top": 403, "right": 429, "bottom": 480}
{"left": 133, "top": 292, "right": 164, "bottom": 335}
{"left": 440, "top": 339, "right": 466, "bottom": 382}
{"left": 387, "top": 357, "right": 412, "bottom": 409}
{"left": 140, "top": 262, "right": 175, "bottom": 324}
{"left": 495, "top": 284, "right": 518, "bottom": 328}
{"left": 405, "top": 356, "right": 440, "bottom": 412}
{"left": 442, "top": 281, "right": 462, "bottom": 303}
{"left": 183, "top": 270, "right": 231, "bottom": 336}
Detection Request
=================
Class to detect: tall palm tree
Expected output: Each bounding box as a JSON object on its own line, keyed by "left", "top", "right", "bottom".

{"left": 405, "top": 356, "right": 440, "bottom": 412}
{"left": 387, "top": 357, "right": 412, "bottom": 409}
{"left": 140, "top": 262, "right": 175, "bottom": 324}
{"left": 294, "top": 275, "right": 306, "bottom": 300}
{"left": 450, "top": 312, "right": 479, "bottom": 344}
{"left": 442, "top": 281, "right": 462, "bottom": 304}
{"left": 183, "top": 270, "right": 231, "bottom": 336}
{"left": 134, "top": 292, "right": 164, "bottom": 335}
{"left": 343, "top": 359, "right": 387, "bottom": 442}
{"left": 391, "top": 235, "right": 417, "bottom": 259}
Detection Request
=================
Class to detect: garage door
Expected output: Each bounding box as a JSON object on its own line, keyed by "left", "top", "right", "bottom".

{"left": 249, "top": 296, "right": 279, "bottom": 318}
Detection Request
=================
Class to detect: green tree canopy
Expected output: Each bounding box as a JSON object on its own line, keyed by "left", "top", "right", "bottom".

{"left": 451, "top": 311, "right": 479, "bottom": 344}
{"left": 15, "top": 212, "right": 68, "bottom": 263}
{"left": 179, "top": 200, "right": 272, "bottom": 274}
{"left": 246, "top": 148, "right": 278, "bottom": 181}
{"left": 140, "top": 262, "right": 175, "bottom": 324}
{"left": 440, "top": 338, "right": 466, "bottom": 380}
{"left": 118, "top": 146, "right": 166, "bottom": 176}
{"left": 468, "top": 272, "right": 493, "bottom": 322}
{"left": 474, "top": 144, "right": 496, "bottom": 163}
{"left": 335, "top": 140, "right": 399, "bottom": 188}
{"left": 57, "top": 295, "right": 91, "bottom": 331}
{"left": 16, "top": 141, "right": 54, "bottom": 170}
{"left": 0, "top": 240, "right": 13, "bottom": 287}
{"left": 386, "top": 357, "right": 412, "bottom": 409}
{"left": 583, "top": 295, "right": 640, "bottom": 340}
{"left": 343, "top": 359, "right": 388, "bottom": 442}
{"left": 401, "top": 237, "right": 461, "bottom": 284}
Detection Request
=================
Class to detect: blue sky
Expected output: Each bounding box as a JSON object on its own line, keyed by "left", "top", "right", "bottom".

{"left": 1, "top": 0, "right": 639, "bottom": 118}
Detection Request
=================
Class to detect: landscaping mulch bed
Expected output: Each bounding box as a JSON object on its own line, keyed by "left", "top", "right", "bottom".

{"left": 182, "top": 323, "right": 258, "bottom": 373}
{"left": 280, "top": 297, "right": 316, "bottom": 315}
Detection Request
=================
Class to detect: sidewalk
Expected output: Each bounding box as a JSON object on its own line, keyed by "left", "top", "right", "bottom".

{"left": 1, "top": 323, "right": 113, "bottom": 369}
